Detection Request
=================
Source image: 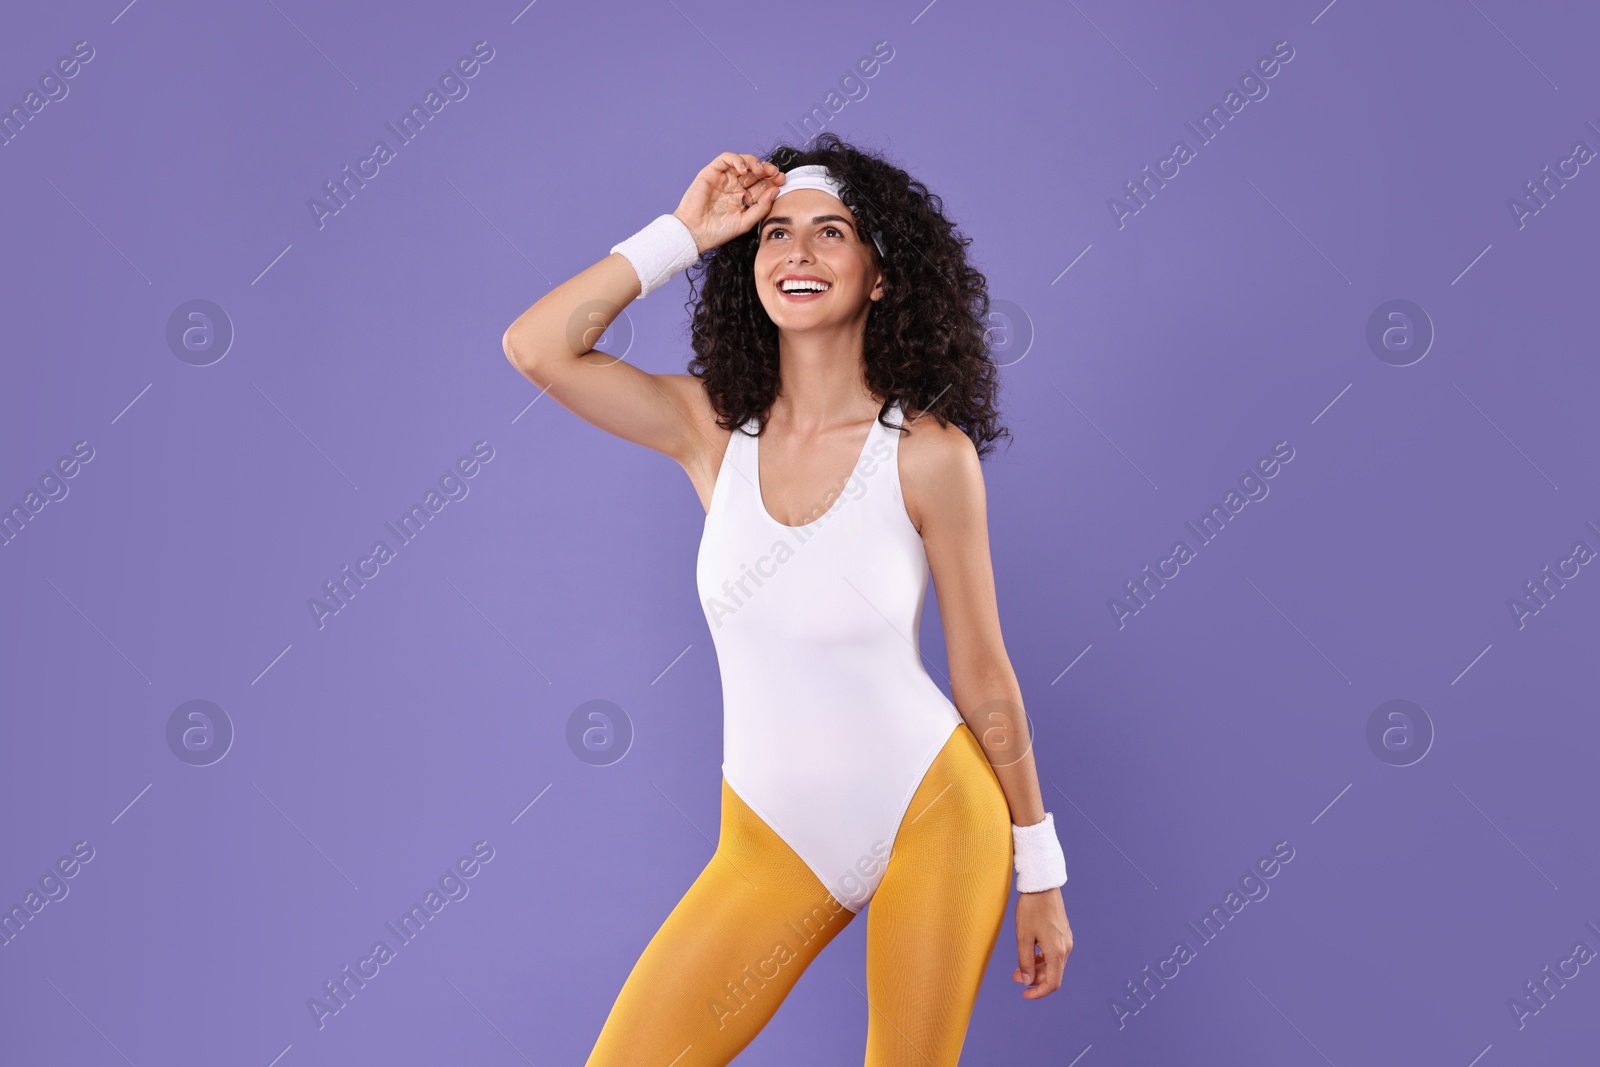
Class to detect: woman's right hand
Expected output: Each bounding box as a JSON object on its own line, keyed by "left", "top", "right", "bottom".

{"left": 672, "top": 152, "right": 785, "bottom": 254}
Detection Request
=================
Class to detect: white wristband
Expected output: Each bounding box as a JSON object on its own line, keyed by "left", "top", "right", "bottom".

{"left": 1012, "top": 811, "right": 1068, "bottom": 892}
{"left": 609, "top": 213, "right": 702, "bottom": 298}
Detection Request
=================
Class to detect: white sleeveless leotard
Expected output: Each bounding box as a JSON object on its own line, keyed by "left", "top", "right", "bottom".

{"left": 695, "top": 399, "right": 963, "bottom": 912}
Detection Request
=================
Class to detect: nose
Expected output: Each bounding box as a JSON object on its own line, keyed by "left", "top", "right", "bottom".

{"left": 785, "top": 232, "right": 816, "bottom": 264}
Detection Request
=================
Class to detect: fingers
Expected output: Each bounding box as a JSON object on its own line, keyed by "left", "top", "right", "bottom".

{"left": 1039, "top": 933, "right": 1070, "bottom": 996}
{"left": 739, "top": 176, "right": 782, "bottom": 219}
{"left": 711, "top": 151, "right": 777, "bottom": 182}
{"left": 1014, "top": 937, "right": 1069, "bottom": 998}
{"left": 699, "top": 152, "right": 751, "bottom": 194}
{"left": 746, "top": 173, "right": 782, "bottom": 202}
{"left": 1039, "top": 939, "right": 1066, "bottom": 996}
{"left": 698, "top": 152, "right": 783, "bottom": 228}
{"left": 713, "top": 150, "right": 749, "bottom": 177}
{"left": 1012, "top": 892, "right": 1073, "bottom": 999}
{"left": 720, "top": 151, "right": 780, "bottom": 185}
{"left": 738, "top": 152, "right": 777, "bottom": 179}
{"left": 1016, "top": 934, "right": 1035, "bottom": 987}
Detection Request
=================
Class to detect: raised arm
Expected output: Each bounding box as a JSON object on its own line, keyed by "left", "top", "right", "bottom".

{"left": 500, "top": 152, "right": 785, "bottom": 472}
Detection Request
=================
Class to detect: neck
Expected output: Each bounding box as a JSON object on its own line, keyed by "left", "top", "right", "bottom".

{"left": 772, "top": 322, "right": 879, "bottom": 432}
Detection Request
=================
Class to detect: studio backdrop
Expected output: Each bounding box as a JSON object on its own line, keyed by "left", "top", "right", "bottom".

{"left": 2, "top": 0, "right": 1596, "bottom": 1064}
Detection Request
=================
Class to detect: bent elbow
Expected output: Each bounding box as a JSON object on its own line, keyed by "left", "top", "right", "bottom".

{"left": 502, "top": 327, "right": 532, "bottom": 370}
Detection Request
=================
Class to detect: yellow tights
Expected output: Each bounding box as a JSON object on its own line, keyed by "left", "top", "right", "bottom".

{"left": 585, "top": 724, "right": 1013, "bottom": 1066}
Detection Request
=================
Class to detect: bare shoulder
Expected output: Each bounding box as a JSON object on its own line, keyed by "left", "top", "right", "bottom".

{"left": 896, "top": 405, "right": 984, "bottom": 535}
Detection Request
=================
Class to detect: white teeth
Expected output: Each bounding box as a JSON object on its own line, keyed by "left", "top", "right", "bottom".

{"left": 781, "top": 280, "right": 830, "bottom": 294}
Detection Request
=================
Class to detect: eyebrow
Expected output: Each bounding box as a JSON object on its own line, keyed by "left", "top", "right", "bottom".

{"left": 759, "top": 214, "right": 857, "bottom": 235}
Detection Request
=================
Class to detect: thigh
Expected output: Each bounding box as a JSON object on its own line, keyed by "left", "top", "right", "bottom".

{"left": 864, "top": 724, "right": 1013, "bottom": 1066}
{"left": 586, "top": 778, "right": 857, "bottom": 1067}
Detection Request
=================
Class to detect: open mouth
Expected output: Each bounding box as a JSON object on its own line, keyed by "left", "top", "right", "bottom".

{"left": 778, "top": 279, "right": 832, "bottom": 301}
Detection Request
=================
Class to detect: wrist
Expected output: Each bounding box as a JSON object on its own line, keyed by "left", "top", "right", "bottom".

{"left": 670, "top": 210, "right": 707, "bottom": 253}
{"left": 1012, "top": 811, "right": 1068, "bottom": 893}
{"left": 609, "top": 213, "right": 701, "bottom": 299}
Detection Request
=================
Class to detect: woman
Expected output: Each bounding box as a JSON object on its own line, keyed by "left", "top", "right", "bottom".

{"left": 502, "top": 132, "right": 1072, "bottom": 1065}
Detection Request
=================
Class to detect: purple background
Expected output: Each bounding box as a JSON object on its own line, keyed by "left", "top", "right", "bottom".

{"left": 3, "top": 0, "right": 1598, "bottom": 1064}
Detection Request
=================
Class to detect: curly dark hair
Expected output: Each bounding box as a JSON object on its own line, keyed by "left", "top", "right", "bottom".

{"left": 681, "top": 131, "right": 1010, "bottom": 458}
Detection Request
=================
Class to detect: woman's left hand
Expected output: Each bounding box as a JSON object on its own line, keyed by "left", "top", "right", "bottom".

{"left": 1013, "top": 887, "right": 1072, "bottom": 999}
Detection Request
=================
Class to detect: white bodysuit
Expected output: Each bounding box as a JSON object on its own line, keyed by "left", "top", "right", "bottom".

{"left": 695, "top": 398, "right": 963, "bottom": 912}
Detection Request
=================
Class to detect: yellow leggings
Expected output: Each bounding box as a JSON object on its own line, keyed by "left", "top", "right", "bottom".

{"left": 585, "top": 724, "right": 1013, "bottom": 1066}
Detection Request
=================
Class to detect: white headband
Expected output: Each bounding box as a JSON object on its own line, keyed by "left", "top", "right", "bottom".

{"left": 770, "top": 164, "right": 887, "bottom": 259}
{"left": 772, "top": 163, "right": 844, "bottom": 201}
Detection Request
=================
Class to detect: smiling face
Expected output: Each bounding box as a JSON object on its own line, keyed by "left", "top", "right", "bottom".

{"left": 753, "top": 187, "right": 884, "bottom": 330}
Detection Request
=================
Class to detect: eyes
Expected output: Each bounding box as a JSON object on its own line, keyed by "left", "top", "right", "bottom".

{"left": 764, "top": 225, "right": 846, "bottom": 241}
